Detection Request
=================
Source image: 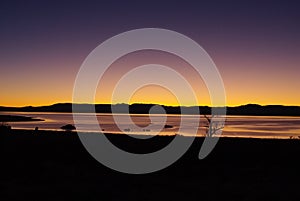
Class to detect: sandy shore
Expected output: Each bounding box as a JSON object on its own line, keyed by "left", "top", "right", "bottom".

{"left": 1, "top": 129, "right": 300, "bottom": 200}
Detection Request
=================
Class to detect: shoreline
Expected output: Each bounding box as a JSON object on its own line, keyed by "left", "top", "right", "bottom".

{"left": 3, "top": 128, "right": 299, "bottom": 140}
{"left": 0, "top": 114, "right": 44, "bottom": 122}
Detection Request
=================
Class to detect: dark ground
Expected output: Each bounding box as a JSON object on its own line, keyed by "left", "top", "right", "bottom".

{"left": 1, "top": 129, "right": 300, "bottom": 201}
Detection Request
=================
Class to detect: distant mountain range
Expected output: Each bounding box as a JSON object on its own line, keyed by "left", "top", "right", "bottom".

{"left": 1, "top": 103, "right": 300, "bottom": 116}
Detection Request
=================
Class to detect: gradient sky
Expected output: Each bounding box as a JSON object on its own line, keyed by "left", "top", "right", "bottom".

{"left": 0, "top": 0, "right": 299, "bottom": 106}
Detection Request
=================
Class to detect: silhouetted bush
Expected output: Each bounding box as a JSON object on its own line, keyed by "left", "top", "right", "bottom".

{"left": 0, "top": 123, "right": 11, "bottom": 132}
{"left": 60, "top": 124, "right": 76, "bottom": 132}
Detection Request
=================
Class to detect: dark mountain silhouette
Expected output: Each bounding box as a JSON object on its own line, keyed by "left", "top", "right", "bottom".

{"left": 0, "top": 103, "right": 300, "bottom": 116}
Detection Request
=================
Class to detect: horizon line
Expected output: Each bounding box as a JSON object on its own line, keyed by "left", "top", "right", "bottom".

{"left": 1, "top": 102, "right": 300, "bottom": 108}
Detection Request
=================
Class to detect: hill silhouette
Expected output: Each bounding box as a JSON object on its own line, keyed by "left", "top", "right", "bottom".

{"left": 0, "top": 103, "right": 300, "bottom": 116}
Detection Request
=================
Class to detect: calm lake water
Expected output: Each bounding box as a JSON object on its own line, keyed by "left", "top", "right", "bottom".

{"left": 1, "top": 112, "right": 300, "bottom": 139}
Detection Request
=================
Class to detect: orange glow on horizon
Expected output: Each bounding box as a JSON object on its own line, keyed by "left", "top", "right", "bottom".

{"left": 1, "top": 50, "right": 300, "bottom": 107}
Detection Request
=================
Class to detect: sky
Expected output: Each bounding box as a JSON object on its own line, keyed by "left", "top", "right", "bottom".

{"left": 0, "top": 0, "right": 299, "bottom": 106}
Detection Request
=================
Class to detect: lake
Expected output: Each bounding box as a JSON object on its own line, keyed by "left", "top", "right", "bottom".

{"left": 1, "top": 112, "right": 300, "bottom": 139}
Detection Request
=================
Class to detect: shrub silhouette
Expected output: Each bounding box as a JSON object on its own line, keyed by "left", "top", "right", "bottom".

{"left": 60, "top": 124, "right": 76, "bottom": 132}
{"left": 0, "top": 122, "right": 11, "bottom": 133}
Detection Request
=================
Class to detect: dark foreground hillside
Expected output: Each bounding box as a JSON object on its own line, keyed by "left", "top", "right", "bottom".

{"left": 1, "top": 130, "right": 300, "bottom": 201}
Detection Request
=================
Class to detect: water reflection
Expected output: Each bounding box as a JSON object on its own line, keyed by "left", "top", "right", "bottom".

{"left": 1, "top": 112, "right": 300, "bottom": 139}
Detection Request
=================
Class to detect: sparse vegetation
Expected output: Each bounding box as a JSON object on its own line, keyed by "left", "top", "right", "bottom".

{"left": 60, "top": 124, "right": 76, "bottom": 132}
{"left": 203, "top": 114, "right": 224, "bottom": 137}
{"left": 0, "top": 122, "right": 11, "bottom": 132}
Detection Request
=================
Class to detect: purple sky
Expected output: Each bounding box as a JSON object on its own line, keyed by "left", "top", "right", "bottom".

{"left": 0, "top": 0, "right": 299, "bottom": 106}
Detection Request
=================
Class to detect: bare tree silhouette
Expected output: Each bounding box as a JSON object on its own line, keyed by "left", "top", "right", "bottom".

{"left": 203, "top": 114, "right": 224, "bottom": 137}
